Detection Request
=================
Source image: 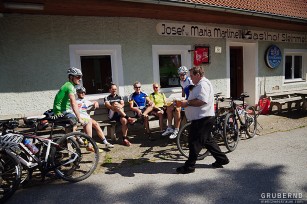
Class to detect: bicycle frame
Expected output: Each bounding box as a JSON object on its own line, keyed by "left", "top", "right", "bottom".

{"left": 16, "top": 133, "right": 79, "bottom": 172}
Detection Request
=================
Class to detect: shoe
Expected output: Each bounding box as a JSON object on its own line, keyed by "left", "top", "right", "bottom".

{"left": 105, "top": 143, "right": 114, "bottom": 148}
{"left": 169, "top": 129, "right": 179, "bottom": 139}
{"left": 122, "top": 138, "right": 131, "bottom": 147}
{"left": 86, "top": 146, "right": 103, "bottom": 153}
{"left": 147, "top": 133, "right": 155, "bottom": 141}
{"left": 212, "top": 159, "right": 229, "bottom": 168}
{"left": 176, "top": 166, "right": 195, "bottom": 174}
{"left": 161, "top": 127, "right": 174, "bottom": 136}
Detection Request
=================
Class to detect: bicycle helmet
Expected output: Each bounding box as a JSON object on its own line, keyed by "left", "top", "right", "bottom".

{"left": 0, "top": 133, "right": 23, "bottom": 149}
{"left": 76, "top": 86, "right": 86, "bottom": 93}
{"left": 67, "top": 67, "right": 83, "bottom": 76}
{"left": 178, "top": 66, "right": 188, "bottom": 75}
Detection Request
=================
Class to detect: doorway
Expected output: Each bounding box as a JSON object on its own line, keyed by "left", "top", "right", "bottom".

{"left": 81, "top": 55, "right": 112, "bottom": 94}
{"left": 230, "top": 46, "right": 243, "bottom": 98}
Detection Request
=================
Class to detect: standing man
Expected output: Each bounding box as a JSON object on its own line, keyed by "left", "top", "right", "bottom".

{"left": 53, "top": 67, "right": 84, "bottom": 130}
{"left": 162, "top": 66, "right": 193, "bottom": 139}
{"left": 104, "top": 83, "right": 136, "bottom": 146}
{"left": 176, "top": 66, "right": 229, "bottom": 174}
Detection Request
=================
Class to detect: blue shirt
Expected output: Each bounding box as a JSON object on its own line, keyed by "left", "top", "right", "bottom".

{"left": 129, "top": 92, "right": 148, "bottom": 110}
{"left": 180, "top": 76, "right": 193, "bottom": 99}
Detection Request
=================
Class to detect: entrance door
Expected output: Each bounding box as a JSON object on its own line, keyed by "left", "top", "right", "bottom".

{"left": 230, "top": 46, "right": 243, "bottom": 98}
{"left": 80, "top": 55, "right": 112, "bottom": 94}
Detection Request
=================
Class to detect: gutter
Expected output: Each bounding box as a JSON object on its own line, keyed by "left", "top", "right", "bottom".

{"left": 120, "top": 0, "right": 307, "bottom": 24}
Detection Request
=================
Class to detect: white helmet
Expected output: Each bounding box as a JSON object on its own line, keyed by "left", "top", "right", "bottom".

{"left": 178, "top": 66, "right": 188, "bottom": 74}
{"left": 67, "top": 67, "right": 82, "bottom": 76}
{"left": 0, "top": 133, "right": 23, "bottom": 149}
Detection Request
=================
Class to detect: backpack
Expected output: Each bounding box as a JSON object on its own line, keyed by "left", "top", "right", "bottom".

{"left": 258, "top": 97, "right": 271, "bottom": 115}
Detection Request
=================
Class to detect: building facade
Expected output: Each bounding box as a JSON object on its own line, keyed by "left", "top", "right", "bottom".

{"left": 0, "top": 0, "right": 306, "bottom": 119}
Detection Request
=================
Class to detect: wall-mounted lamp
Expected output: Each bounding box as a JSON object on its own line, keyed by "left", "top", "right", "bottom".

{"left": 4, "top": 2, "right": 44, "bottom": 10}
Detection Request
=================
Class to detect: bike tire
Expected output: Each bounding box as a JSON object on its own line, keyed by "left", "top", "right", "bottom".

{"left": 245, "top": 106, "right": 257, "bottom": 138}
{"left": 52, "top": 132, "right": 99, "bottom": 182}
{"left": 0, "top": 150, "right": 21, "bottom": 202}
{"left": 176, "top": 122, "right": 209, "bottom": 160}
{"left": 223, "top": 113, "right": 239, "bottom": 152}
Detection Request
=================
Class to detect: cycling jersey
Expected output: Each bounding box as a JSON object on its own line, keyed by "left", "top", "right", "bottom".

{"left": 53, "top": 81, "right": 76, "bottom": 115}
{"left": 76, "top": 98, "right": 93, "bottom": 119}
{"left": 180, "top": 76, "right": 193, "bottom": 99}
{"left": 129, "top": 92, "right": 148, "bottom": 110}
{"left": 104, "top": 94, "right": 124, "bottom": 120}
{"left": 149, "top": 92, "right": 166, "bottom": 108}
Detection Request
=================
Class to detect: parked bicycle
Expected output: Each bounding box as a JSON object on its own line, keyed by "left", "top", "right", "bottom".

{"left": 176, "top": 93, "right": 233, "bottom": 160}
{"left": 0, "top": 120, "right": 22, "bottom": 202}
{"left": 224, "top": 93, "right": 257, "bottom": 151}
{"left": 0, "top": 117, "right": 100, "bottom": 186}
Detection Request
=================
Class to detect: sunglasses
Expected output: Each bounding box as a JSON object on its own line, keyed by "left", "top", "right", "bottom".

{"left": 153, "top": 87, "right": 159, "bottom": 89}
{"left": 75, "top": 76, "right": 82, "bottom": 79}
{"left": 134, "top": 86, "right": 141, "bottom": 88}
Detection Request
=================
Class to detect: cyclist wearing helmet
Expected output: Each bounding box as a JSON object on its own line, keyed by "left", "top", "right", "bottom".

{"left": 76, "top": 87, "right": 114, "bottom": 149}
{"left": 162, "top": 66, "right": 193, "bottom": 139}
{"left": 52, "top": 67, "right": 84, "bottom": 129}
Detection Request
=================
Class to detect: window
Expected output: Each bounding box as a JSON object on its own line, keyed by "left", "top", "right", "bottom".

{"left": 69, "top": 44, "right": 124, "bottom": 97}
{"left": 152, "top": 45, "right": 192, "bottom": 90}
{"left": 159, "top": 55, "right": 181, "bottom": 88}
{"left": 285, "top": 55, "right": 302, "bottom": 80}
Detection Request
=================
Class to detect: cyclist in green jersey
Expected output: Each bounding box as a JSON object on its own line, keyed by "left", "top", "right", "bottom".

{"left": 53, "top": 67, "right": 84, "bottom": 130}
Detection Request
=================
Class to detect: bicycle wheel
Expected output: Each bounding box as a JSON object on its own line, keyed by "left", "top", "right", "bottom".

{"left": 51, "top": 132, "right": 99, "bottom": 182}
{"left": 245, "top": 106, "right": 257, "bottom": 138}
{"left": 176, "top": 123, "right": 209, "bottom": 160}
{"left": 223, "top": 113, "right": 239, "bottom": 152}
{"left": 0, "top": 150, "right": 21, "bottom": 202}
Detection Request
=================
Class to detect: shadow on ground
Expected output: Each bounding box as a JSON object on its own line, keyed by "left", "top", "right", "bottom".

{"left": 7, "top": 162, "right": 304, "bottom": 204}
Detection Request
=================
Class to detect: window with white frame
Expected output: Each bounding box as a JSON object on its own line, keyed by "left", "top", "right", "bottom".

{"left": 284, "top": 49, "right": 306, "bottom": 82}
{"left": 152, "top": 45, "right": 192, "bottom": 89}
{"left": 69, "top": 44, "right": 124, "bottom": 96}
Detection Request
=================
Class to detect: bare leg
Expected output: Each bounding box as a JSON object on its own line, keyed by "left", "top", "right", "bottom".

{"left": 158, "top": 111, "right": 164, "bottom": 131}
{"left": 120, "top": 117, "right": 128, "bottom": 137}
{"left": 166, "top": 105, "right": 174, "bottom": 128}
{"left": 174, "top": 107, "right": 181, "bottom": 129}
{"left": 92, "top": 119, "right": 105, "bottom": 140}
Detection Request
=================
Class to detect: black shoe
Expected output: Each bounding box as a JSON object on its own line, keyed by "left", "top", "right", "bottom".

{"left": 148, "top": 133, "right": 156, "bottom": 141}
{"left": 212, "top": 159, "right": 229, "bottom": 168}
{"left": 176, "top": 166, "right": 195, "bottom": 174}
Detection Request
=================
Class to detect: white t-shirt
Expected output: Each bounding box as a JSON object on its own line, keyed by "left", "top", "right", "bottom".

{"left": 185, "top": 77, "right": 215, "bottom": 121}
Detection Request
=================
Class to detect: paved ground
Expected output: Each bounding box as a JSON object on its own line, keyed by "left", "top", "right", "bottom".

{"left": 6, "top": 113, "right": 307, "bottom": 203}
{"left": 94, "top": 109, "right": 307, "bottom": 172}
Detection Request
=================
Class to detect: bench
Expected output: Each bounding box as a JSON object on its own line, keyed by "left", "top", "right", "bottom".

{"left": 266, "top": 91, "right": 302, "bottom": 113}
{"left": 88, "top": 102, "right": 164, "bottom": 142}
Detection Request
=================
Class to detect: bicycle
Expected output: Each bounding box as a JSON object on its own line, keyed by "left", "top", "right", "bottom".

{"left": 0, "top": 120, "right": 22, "bottom": 202}
{"left": 225, "top": 93, "right": 257, "bottom": 142}
{"left": 176, "top": 93, "right": 230, "bottom": 159}
{"left": 0, "top": 116, "right": 100, "bottom": 184}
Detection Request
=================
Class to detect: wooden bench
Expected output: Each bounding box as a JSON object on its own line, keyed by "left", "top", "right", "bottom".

{"left": 266, "top": 91, "right": 302, "bottom": 113}
{"left": 88, "top": 102, "right": 163, "bottom": 142}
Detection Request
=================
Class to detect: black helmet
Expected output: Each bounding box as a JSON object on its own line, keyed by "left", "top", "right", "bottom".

{"left": 76, "top": 86, "right": 86, "bottom": 93}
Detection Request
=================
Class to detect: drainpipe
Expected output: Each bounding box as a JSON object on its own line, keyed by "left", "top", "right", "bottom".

{"left": 120, "top": 0, "right": 307, "bottom": 24}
